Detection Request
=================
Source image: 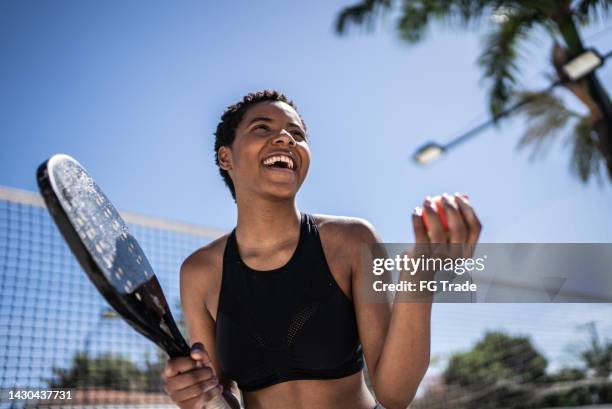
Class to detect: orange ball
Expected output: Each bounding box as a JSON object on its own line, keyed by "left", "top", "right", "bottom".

{"left": 422, "top": 195, "right": 451, "bottom": 231}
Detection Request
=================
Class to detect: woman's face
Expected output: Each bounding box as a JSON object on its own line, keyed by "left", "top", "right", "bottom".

{"left": 219, "top": 101, "right": 311, "bottom": 201}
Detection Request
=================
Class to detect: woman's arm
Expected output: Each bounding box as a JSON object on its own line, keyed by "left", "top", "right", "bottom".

{"left": 351, "top": 194, "right": 481, "bottom": 409}
{"left": 348, "top": 220, "right": 429, "bottom": 409}
{"left": 178, "top": 249, "right": 243, "bottom": 409}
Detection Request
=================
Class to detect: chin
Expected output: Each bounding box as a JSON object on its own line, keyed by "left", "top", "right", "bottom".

{"left": 264, "top": 188, "right": 298, "bottom": 201}
{"left": 256, "top": 180, "right": 300, "bottom": 200}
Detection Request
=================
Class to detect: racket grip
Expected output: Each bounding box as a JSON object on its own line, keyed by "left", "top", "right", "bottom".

{"left": 205, "top": 396, "right": 233, "bottom": 409}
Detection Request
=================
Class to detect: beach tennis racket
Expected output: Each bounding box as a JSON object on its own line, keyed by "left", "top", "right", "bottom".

{"left": 36, "top": 154, "right": 231, "bottom": 409}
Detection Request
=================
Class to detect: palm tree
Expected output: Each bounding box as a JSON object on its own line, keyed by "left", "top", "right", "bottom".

{"left": 335, "top": 0, "right": 612, "bottom": 183}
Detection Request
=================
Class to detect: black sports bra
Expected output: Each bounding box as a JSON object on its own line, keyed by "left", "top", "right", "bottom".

{"left": 215, "top": 213, "right": 364, "bottom": 391}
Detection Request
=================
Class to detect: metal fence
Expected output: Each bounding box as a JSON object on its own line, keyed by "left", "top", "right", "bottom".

{"left": 0, "top": 186, "right": 221, "bottom": 409}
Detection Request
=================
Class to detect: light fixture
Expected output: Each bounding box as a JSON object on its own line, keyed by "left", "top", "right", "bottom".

{"left": 414, "top": 142, "right": 445, "bottom": 165}
{"left": 101, "top": 307, "right": 118, "bottom": 319}
{"left": 562, "top": 49, "right": 604, "bottom": 82}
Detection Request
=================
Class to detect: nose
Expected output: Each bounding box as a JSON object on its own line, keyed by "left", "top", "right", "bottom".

{"left": 272, "top": 129, "right": 296, "bottom": 146}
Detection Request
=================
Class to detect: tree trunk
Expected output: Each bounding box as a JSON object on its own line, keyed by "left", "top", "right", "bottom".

{"left": 593, "top": 118, "right": 612, "bottom": 179}
{"left": 555, "top": 18, "right": 612, "bottom": 179}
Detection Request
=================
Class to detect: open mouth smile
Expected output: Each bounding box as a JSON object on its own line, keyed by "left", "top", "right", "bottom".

{"left": 262, "top": 153, "right": 296, "bottom": 171}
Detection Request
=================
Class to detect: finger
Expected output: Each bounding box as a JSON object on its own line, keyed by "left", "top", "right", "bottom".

{"left": 169, "top": 377, "right": 219, "bottom": 404}
{"left": 441, "top": 194, "right": 467, "bottom": 244}
{"left": 454, "top": 193, "right": 482, "bottom": 246}
{"left": 190, "top": 343, "right": 213, "bottom": 366}
{"left": 164, "top": 357, "right": 200, "bottom": 379}
{"left": 176, "top": 393, "right": 202, "bottom": 409}
{"left": 201, "top": 385, "right": 224, "bottom": 402}
{"left": 412, "top": 207, "right": 429, "bottom": 243}
{"left": 165, "top": 367, "right": 215, "bottom": 393}
{"left": 423, "top": 198, "right": 446, "bottom": 243}
{"left": 176, "top": 386, "right": 223, "bottom": 409}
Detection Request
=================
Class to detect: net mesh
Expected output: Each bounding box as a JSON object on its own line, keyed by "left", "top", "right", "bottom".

{"left": 2, "top": 188, "right": 612, "bottom": 409}
{"left": 0, "top": 190, "right": 213, "bottom": 409}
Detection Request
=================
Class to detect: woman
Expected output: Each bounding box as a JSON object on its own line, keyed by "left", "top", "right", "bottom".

{"left": 162, "top": 90, "right": 482, "bottom": 409}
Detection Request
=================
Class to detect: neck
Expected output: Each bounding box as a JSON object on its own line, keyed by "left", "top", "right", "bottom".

{"left": 235, "top": 194, "right": 301, "bottom": 249}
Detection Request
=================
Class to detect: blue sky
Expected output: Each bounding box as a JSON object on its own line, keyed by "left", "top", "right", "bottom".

{"left": 2, "top": 1, "right": 612, "bottom": 376}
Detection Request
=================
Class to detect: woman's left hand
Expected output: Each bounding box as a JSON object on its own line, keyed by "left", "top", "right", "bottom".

{"left": 411, "top": 192, "right": 482, "bottom": 259}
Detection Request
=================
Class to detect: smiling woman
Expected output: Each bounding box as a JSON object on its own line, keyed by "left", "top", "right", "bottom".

{"left": 212, "top": 91, "right": 310, "bottom": 202}
{"left": 160, "top": 90, "right": 482, "bottom": 409}
{"left": 217, "top": 97, "right": 310, "bottom": 203}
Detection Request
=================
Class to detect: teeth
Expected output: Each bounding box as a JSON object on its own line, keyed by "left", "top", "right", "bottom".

{"left": 263, "top": 154, "right": 294, "bottom": 169}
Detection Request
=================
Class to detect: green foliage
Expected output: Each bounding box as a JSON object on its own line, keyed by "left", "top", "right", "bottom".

{"left": 547, "top": 367, "right": 586, "bottom": 382}
{"left": 445, "top": 331, "right": 547, "bottom": 388}
{"left": 511, "top": 90, "right": 607, "bottom": 183}
{"left": 48, "top": 352, "right": 165, "bottom": 392}
{"left": 336, "top": 1, "right": 493, "bottom": 41}
{"left": 574, "top": 0, "right": 612, "bottom": 25}
{"left": 570, "top": 117, "right": 605, "bottom": 183}
{"left": 479, "top": 11, "right": 538, "bottom": 116}
{"left": 536, "top": 380, "right": 612, "bottom": 407}
{"left": 414, "top": 327, "right": 612, "bottom": 409}
{"left": 335, "top": 0, "right": 393, "bottom": 34}
{"left": 514, "top": 90, "right": 579, "bottom": 158}
{"left": 579, "top": 322, "right": 612, "bottom": 377}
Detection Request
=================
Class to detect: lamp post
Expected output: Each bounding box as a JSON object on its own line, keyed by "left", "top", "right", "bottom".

{"left": 413, "top": 48, "right": 611, "bottom": 165}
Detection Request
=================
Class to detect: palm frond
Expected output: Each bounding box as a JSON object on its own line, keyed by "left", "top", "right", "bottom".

{"left": 395, "top": 1, "right": 441, "bottom": 43}
{"left": 573, "top": 0, "right": 612, "bottom": 25}
{"left": 514, "top": 90, "right": 579, "bottom": 159}
{"left": 335, "top": 0, "right": 393, "bottom": 35}
{"left": 396, "top": 1, "right": 495, "bottom": 43}
{"left": 569, "top": 117, "right": 604, "bottom": 183}
{"left": 336, "top": 0, "right": 496, "bottom": 41}
{"left": 478, "top": 10, "right": 539, "bottom": 117}
{"left": 506, "top": 0, "right": 565, "bottom": 15}
{"left": 455, "top": 0, "right": 502, "bottom": 24}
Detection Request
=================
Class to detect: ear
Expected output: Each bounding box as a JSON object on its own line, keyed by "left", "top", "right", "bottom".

{"left": 218, "top": 146, "right": 233, "bottom": 171}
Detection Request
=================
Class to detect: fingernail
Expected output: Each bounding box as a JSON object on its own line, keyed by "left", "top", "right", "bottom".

{"left": 191, "top": 342, "right": 204, "bottom": 353}
{"left": 413, "top": 206, "right": 423, "bottom": 216}
{"left": 442, "top": 193, "right": 456, "bottom": 207}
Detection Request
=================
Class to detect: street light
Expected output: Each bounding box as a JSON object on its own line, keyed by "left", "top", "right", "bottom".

{"left": 413, "top": 142, "right": 445, "bottom": 165}
{"left": 562, "top": 49, "right": 604, "bottom": 81}
{"left": 413, "top": 48, "right": 610, "bottom": 165}
{"left": 101, "top": 308, "right": 118, "bottom": 319}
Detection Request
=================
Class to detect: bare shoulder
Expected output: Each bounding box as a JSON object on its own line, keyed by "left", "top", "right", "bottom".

{"left": 312, "top": 214, "right": 381, "bottom": 246}
{"left": 180, "top": 233, "right": 230, "bottom": 299}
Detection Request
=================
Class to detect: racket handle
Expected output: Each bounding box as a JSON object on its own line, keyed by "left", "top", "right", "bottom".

{"left": 206, "top": 395, "right": 233, "bottom": 409}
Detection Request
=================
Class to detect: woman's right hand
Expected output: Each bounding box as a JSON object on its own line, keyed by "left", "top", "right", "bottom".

{"left": 162, "top": 342, "right": 224, "bottom": 409}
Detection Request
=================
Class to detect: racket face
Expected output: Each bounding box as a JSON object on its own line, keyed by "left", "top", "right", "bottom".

{"left": 48, "top": 155, "right": 152, "bottom": 292}
{"left": 37, "top": 154, "right": 189, "bottom": 357}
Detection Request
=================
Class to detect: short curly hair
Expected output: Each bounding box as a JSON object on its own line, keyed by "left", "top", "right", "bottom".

{"left": 214, "top": 90, "right": 306, "bottom": 200}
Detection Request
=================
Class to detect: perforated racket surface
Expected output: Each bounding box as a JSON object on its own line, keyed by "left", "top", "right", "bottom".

{"left": 36, "top": 154, "right": 190, "bottom": 357}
